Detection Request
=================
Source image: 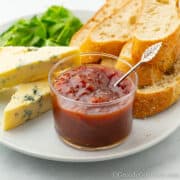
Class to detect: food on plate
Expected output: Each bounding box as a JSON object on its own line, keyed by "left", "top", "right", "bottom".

{"left": 0, "top": 6, "right": 82, "bottom": 130}
{"left": 134, "top": 58, "right": 180, "bottom": 118}
{"left": 132, "top": 0, "right": 180, "bottom": 72}
{"left": 0, "top": 46, "right": 80, "bottom": 130}
{"left": 3, "top": 80, "right": 51, "bottom": 130}
{"left": 71, "top": 0, "right": 180, "bottom": 118}
{"left": 50, "top": 63, "right": 136, "bottom": 149}
{"left": 1, "top": 0, "right": 180, "bottom": 133}
{"left": 115, "top": 41, "right": 180, "bottom": 118}
{"left": 71, "top": 0, "right": 142, "bottom": 63}
{"left": 70, "top": 0, "right": 128, "bottom": 57}
{"left": 0, "top": 6, "right": 82, "bottom": 47}
{"left": 53, "top": 65, "right": 134, "bottom": 102}
{"left": 0, "top": 46, "right": 79, "bottom": 89}
{"left": 117, "top": 41, "right": 163, "bottom": 87}
{"left": 119, "top": 0, "right": 180, "bottom": 117}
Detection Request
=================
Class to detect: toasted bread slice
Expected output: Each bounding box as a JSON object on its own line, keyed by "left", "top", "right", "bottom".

{"left": 132, "top": 0, "right": 180, "bottom": 72}
{"left": 79, "top": 0, "right": 142, "bottom": 63}
{"left": 70, "top": 0, "right": 128, "bottom": 49}
{"left": 117, "top": 41, "right": 163, "bottom": 87}
{"left": 134, "top": 57, "right": 180, "bottom": 118}
{"left": 102, "top": 55, "right": 180, "bottom": 118}
{"left": 120, "top": 46, "right": 180, "bottom": 117}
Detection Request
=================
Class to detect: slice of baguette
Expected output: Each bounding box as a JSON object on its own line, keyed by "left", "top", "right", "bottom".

{"left": 117, "top": 41, "right": 180, "bottom": 117}
{"left": 70, "top": 0, "right": 128, "bottom": 49}
{"left": 117, "top": 41, "right": 163, "bottom": 87}
{"left": 102, "top": 55, "right": 180, "bottom": 118}
{"left": 132, "top": 0, "right": 180, "bottom": 72}
{"left": 134, "top": 57, "right": 180, "bottom": 118}
{"left": 79, "top": 0, "right": 142, "bottom": 63}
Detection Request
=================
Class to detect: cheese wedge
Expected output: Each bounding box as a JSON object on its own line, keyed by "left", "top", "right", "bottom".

{"left": 2, "top": 80, "right": 51, "bottom": 130}
{"left": 0, "top": 46, "right": 80, "bottom": 89}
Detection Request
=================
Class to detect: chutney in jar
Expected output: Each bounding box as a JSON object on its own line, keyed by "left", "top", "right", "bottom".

{"left": 51, "top": 64, "right": 136, "bottom": 149}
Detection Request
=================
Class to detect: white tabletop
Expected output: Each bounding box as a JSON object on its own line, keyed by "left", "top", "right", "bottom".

{"left": 0, "top": 1, "right": 180, "bottom": 179}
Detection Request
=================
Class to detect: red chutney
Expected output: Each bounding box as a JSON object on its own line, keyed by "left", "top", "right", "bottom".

{"left": 52, "top": 65, "right": 135, "bottom": 149}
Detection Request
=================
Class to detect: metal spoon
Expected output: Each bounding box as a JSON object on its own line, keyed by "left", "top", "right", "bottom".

{"left": 114, "top": 42, "right": 162, "bottom": 87}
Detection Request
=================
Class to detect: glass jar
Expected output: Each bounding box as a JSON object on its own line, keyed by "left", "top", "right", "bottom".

{"left": 48, "top": 53, "right": 138, "bottom": 150}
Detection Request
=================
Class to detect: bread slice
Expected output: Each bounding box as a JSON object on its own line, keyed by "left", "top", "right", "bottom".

{"left": 79, "top": 0, "right": 142, "bottom": 63}
{"left": 102, "top": 55, "right": 180, "bottom": 118}
{"left": 118, "top": 40, "right": 180, "bottom": 117}
{"left": 132, "top": 0, "right": 180, "bottom": 72}
{"left": 70, "top": 0, "right": 128, "bottom": 49}
{"left": 134, "top": 57, "right": 180, "bottom": 118}
{"left": 117, "top": 41, "right": 163, "bottom": 87}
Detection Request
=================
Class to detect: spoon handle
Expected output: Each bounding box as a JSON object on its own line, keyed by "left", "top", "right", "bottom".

{"left": 114, "top": 61, "right": 142, "bottom": 87}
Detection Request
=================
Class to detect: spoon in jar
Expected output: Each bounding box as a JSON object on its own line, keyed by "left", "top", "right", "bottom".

{"left": 114, "top": 42, "right": 162, "bottom": 87}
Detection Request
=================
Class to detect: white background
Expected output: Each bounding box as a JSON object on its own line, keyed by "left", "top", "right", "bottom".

{"left": 0, "top": 0, "right": 180, "bottom": 180}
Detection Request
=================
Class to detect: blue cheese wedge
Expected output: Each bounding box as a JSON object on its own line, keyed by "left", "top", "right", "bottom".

{"left": 2, "top": 80, "right": 51, "bottom": 130}
{"left": 0, "top": 46, "right": 80, "bottom": 89}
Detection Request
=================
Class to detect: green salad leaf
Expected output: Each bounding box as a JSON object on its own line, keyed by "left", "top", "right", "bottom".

{"left": 0, "top": 6, "right": 82, "bottom": 47}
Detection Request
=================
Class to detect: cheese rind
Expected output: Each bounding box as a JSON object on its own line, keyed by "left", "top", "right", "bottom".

{"left": 0, "top": 46, "right": 80, "bottom": 89}
{"left": 2, "top": 80, "right": 51, "bottom": 130}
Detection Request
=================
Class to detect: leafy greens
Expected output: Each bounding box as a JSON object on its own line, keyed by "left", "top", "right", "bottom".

{"left": 0, "top": 6, "right": 82, "bottom": 46}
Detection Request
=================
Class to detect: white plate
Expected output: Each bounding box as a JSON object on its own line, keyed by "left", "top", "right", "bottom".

{"left": 0, "top": 10, "right": 180, "bottom": 162}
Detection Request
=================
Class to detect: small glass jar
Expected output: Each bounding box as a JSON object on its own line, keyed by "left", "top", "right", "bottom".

{"left": 48, "top": 53, "right": 138, "bottom": 150}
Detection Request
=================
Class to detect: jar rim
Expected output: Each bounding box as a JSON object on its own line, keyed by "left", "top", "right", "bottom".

{"left": 48, "top": 52, "right": 138, "bottom": 107}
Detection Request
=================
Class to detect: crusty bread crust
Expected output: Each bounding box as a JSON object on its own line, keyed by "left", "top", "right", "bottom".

{"left": 134, "top": 85, "right": 175, "bottom": 118}
{"left": 80, "top": 0, "right": 142, "bottom": 63}
{"left": 134, "top": 68, "right": 180, "bottom": 118}
{"left": 117, "top": 41, "right": 163, "bottom": 87}
{"left": 119, "top": 40, "right": 180, "bottom": 117}
{"left": 74, "top": 0, "right": 180, "bottom": 118}
{"left": 70, "top": 0, "right": 127, "bottom": 48}
{"left": 132, "top": 0, "right": 180, "bottom": 72}
{"left": 70, "top": 3, "right": 109, "bottom": 47}
{"left": 132, "top": 29, "right": 180, "bottom": 72}
{"left": 102, "top": 57, "right": 179, "bottom": 118}
{"left": 137, "top": 54, "right": 180, "bottom": 118}
{"left": 70, "top": 0, "right": 129, "bottom": 64}
{"left": 107, "top": 43, "right": 180, "bottom": 118}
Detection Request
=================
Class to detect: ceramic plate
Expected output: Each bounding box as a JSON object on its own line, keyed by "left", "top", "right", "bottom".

{"left": 0, "top": 10, "right": 180, "bottom": 162}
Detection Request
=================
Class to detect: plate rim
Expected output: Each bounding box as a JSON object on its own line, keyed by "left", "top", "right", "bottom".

{"left": 0, "top": 9, "right": 179, "bottom": 162}
{"left": 0, "top": 120, "right": 179, "bottom": 162}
